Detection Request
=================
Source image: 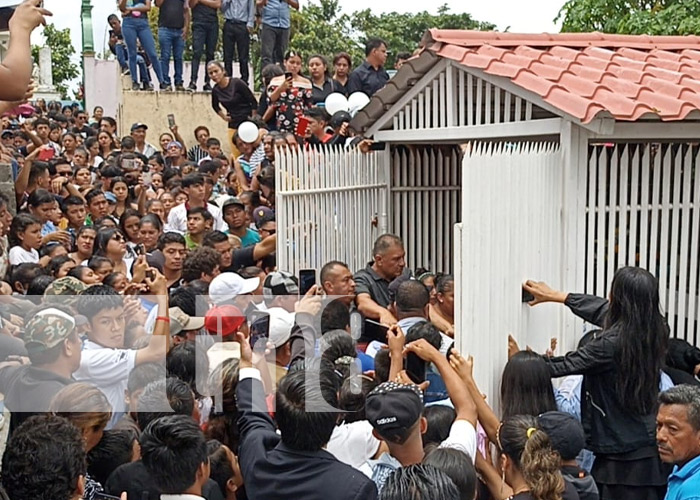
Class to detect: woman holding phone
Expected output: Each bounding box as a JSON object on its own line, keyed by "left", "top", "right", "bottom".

{"left": 267, "top": 50, "right": 313, "bottom": 134}
{"left": 118, "top": 0, "right": 165, "bottom": 91}
{"left": 208, "top": 61, "right": 257, "bottom": 158}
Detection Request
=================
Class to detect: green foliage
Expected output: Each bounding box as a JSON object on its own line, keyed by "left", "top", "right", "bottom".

{"left": 349, "top": 4, "right": 496, "bottom": 68}
{"left": 31, "top": 24, "right": 80, "bottom": 99}
{"left": 557, "top": 0, "right": 700, "bottom": 34}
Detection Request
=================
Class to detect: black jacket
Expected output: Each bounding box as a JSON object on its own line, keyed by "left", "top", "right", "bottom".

{"left": 543, "top": 293, "right": 659, "bottom": 455}
{"left": 236, "top": 373, "right": 378, "bottom": 500}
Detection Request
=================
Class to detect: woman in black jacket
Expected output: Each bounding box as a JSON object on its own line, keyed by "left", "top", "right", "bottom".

{"left": 523, "top": 266, "right": 670, "bottom": 500}
{"left": 207, "top": 61, "right": 257, "bottom": 158}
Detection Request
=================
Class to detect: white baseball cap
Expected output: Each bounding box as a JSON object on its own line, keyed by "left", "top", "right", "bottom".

{"left": 209, "top": 272, "right": 260, "bottom": 305}
{"left": 267, "top": 307, "right": 295, "bottom": 348}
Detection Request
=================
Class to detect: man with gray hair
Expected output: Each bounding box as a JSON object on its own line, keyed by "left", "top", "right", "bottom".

{"left": 657, "top": 384, "right": 700, "bottom": 499}
{"left": 354, "top": 234, "right": 406, "bottom": 326}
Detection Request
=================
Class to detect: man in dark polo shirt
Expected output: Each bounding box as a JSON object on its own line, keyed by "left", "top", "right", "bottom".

{"left": 0, "top": 305, "right": 81, "bottom": 434}
{"left": 354, "top": 234, "right": 405, "bottom": 325}
{"left": 347, "top": 38, "right": 390, "bottom": 98}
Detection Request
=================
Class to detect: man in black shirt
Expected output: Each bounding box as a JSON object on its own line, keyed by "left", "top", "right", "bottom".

{"left": 347, "top": 38, "right": 390, "bottom": 98}
{"left": 189, "top": 0, "right": 221, "bottom": 92}
{"left": 156, "top": 0, "right": 190, "bottom": 92}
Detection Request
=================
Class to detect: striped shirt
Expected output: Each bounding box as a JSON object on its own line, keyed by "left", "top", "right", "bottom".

{"left": 188, "top": 145, "right": 208, "bottom": 163}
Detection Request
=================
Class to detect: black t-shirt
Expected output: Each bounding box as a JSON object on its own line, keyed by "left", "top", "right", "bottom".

{"left": 105, "top": 460, "right": 225, "bottom": 500}
{"left": 192, "top": 2, "right": 218, "bottom": 24}
{"left": 158, "top": 0, "right": 187, "bottom": 29}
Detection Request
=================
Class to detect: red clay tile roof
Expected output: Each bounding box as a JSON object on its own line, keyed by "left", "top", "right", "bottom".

{"left": 424, "top": 29, "right": 700, "bottom": 123}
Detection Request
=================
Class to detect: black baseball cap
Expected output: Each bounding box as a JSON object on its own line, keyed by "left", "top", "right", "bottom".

{"left": 366, "top": 382, "right": 424, "bottom": 442}
{"left": 537, "top": 411, "right": 585, "bottom": 460}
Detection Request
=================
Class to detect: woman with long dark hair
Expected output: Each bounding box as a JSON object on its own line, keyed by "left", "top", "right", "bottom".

{"left": 501, "top": 351, "right": 557, "bottom": 419}
{"left": 93, "top": 227, "right": 133, "bottom": 279}
{"left": 523, "top": 266, "right": 670, "bottom": 500}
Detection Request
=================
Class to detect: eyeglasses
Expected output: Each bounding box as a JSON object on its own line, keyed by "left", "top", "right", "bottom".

{"left": 262, "top": 229, "right": 276, "bottom": 235}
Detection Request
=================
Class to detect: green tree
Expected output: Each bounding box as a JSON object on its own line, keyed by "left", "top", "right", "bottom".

{"left": 289, "top": 0, "right": 363, "bottom": 66}
{"left": 350, "top": 4, "right": 496, "bottom": 68}
{"left": 556, "top": 0, "right": 700, "bottom": 34}
{"left": 31, "top": 24, "right": 80, "bottom": 99}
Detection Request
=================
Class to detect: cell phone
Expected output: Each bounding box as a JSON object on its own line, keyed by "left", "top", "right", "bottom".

{"left": 142, "top": 171, "right": 152, "bottom": 186}
{"left": 38, "top": 148, "right": 55, "bottom": 161}
{"left": 522, "top": 288, "right": 535, "bottom": 303}
{"left": 369, "top": 141, "right": 386, "bottom": 151}
{"left": 296, "top": 116, "right": 310, "bottom": 137}
{"left": 249, "top": 312, "right": 270, "bottom": 349}
{"left": 94, "top": 493, "right": 121, "bottom": 500}
{"left": 364, "top": 318, "right": 389, "bottom": 343}
{"left": 135, "top": 244, "right": 146, "bottom": 256}
{"left": 405, "top": 352, "right": 426, "bottom": 384}
{"left": 299, "top": 269, "right": 316, "bottom": 296}
{"left": 284, "top": 72, "right": 293, "bottom": 80}
{"left": 145, "top": 269, "right": 155, "bottom": 280}
{"left": 167, "top": 114, "right": 176, "bottom": 128}
{"left": 123, "top": 158, "right": 136, "bottom": 170}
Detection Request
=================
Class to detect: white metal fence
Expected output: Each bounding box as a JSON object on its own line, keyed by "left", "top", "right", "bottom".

{"left": 456, "top": 142, "right": 565, "bottom": 407}
{"left": 275, "top": 147, "right": 388, "bottom": 275}
{"left": 585, "top": 143, "right": 700, "bottom": 346}
{"left": 391, "top": 146, "right": 462, "bottom": 274}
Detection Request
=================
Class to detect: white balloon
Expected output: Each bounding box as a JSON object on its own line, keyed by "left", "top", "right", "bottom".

{"left": 238, "top": 121, "right": 259, "bottom": 143}
{"left": 348, "top": 92, "right": 370, "bottom": 113}
{"left": 325, "top": 93, "right": 349, "bottom": 115}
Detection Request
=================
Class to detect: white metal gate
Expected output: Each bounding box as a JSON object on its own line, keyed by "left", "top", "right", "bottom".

{"left": 585, "top": 143, "right": 700, "bottom": 346}
{"left": 456, "top": 142, "right": 566, "bottom": 404}
{"left": 391, "top": 146, "right": 462, "bottom": 274}
{"left": 275, "top": 147, "right": 389, "bottom": 275}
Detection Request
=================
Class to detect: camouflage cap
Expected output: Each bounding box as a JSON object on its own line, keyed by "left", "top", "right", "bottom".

{"left": 23, "top": 308, "right": 77, "bottom": 354}
{"left": 43, "top": 277, "right": 88, "bottom": 307}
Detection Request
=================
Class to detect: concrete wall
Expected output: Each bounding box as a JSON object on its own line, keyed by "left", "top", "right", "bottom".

{"left": 85, "top": 56, "right": 253, "bottom": 154}
{"left": 119, "top": 90, "right": 232, "bottom": 153}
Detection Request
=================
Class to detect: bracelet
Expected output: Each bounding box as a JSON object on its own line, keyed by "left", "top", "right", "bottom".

{"left": 156, "top": 316, "right": 170, "bottom": 323}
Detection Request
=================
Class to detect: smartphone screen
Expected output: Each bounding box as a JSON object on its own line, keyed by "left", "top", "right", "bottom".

{"left": 296, "top": 116, "right": 310, "bottom": 137}
{"left": 445, "top": 341, "right": 455, "bottom": 361}
{"left": 284, "top": 71, "right": 293, "bottom": 80}
{"left": 38, "top": 148, "right": 55, "bottom": 161}
{"left": 405, "top": 352, "right": 426, "bottom": 384}
{"left": 142, "top": 171, "right": 153, "bottom": 186}
{"left": 249, "top": 312, "right": 270, "bottom": 350}
{"left": 369, "top": 141, "right": 386, "bottom": 151}
{"left": 364, "top": 318, "right": 389, "bottom": 344}
{"left": 167, "top": 114, "right": 176, "bottom": 128}
{"left": 522, "top": 288, "right": 535, "bottom": 303}
{"left": 299, "top": 269, "right": 316, "bottom": 296}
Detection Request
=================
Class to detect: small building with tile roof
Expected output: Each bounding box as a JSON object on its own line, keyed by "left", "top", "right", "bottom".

{"left": 277, "top": 30, "right": 700, "bottom": 396}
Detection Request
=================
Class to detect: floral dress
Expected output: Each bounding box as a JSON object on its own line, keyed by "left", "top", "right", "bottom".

{"left": 268, "top": 76, "right": 313, "bottom": 134}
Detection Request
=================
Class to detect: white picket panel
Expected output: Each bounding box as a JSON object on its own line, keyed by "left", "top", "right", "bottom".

{"left": 584, "top": 143, "right": 700, "bottom": 345}
{"left": 391, "top": 146, "right": 462, "bottom": 274}
{"left": 275, "top": 147, "right": 388, "bottom": 275}
{"left": 457, "top": 142, "right": 565, "bottom": 411}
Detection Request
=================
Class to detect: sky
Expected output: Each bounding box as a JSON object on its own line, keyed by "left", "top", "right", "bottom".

{"left": 31, "top": 0, "right": 564, "bottom": 87}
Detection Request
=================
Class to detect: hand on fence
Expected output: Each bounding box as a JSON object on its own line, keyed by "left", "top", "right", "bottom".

{"left": 522, "top": 280, "right": 568, "bottom": 305}
{"left": 507, "top": 334, "right": 520, "bottom": 359}
{"left": 448, "top": 350, "right": 474, "bottom": 383}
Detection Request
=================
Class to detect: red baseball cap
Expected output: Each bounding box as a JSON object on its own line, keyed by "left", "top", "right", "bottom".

{"left": 204, "top": 305, "right": 246, "bottom": 338}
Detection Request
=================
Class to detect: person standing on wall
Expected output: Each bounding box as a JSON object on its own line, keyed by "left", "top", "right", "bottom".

{"left": 188, "top": 0, "right": 221, "bottom": 92}
{"left": 258, "top": 0, "right": 298, "bottom": 70}
{"left": 155, "top": 0, "right": 190, "bottom": 92}
{"left": 119, "top": 0, "right": 167, "bottom": 91}
{"left": 222, "top": 0, "right": 255, "bottom": 88}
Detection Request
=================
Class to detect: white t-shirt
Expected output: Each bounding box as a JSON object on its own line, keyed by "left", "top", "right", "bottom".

{"left": 9, "top": 246, "right": 39, "bottom": 265}
{"left": 327, "top": 420, "right": 382, "bottom": 470}
{"left": 164, "top": 202, "right": 228, "bottom": 234}
{"left": 73, "top": 340, "right": 137, "bottom": 429}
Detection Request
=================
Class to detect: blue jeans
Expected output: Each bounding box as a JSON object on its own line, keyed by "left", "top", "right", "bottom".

{"left": 115, "top": 44, "right": 128, "bottom": 70}
{"left": 158, "top": 27, "right": 184, "bottom": 86}
{"left": 122, "top": 16, "right": 164, "bottom": 85}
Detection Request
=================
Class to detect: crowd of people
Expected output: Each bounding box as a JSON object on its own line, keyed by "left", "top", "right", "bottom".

{"left": 0, "top": 2, "right": 700, "bottom": 500}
